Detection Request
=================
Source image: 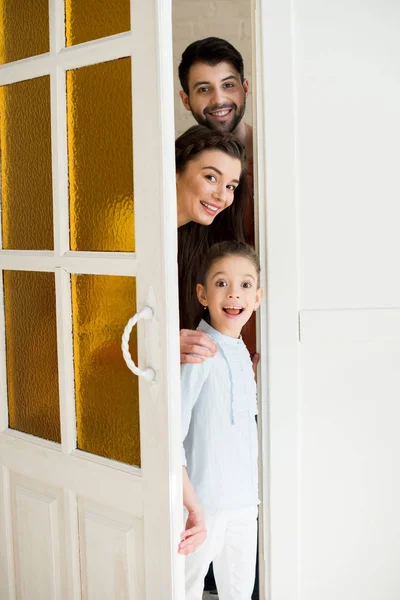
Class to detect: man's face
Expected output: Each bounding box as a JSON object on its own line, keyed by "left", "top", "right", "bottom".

{"left": 180, "top": 61, "right": 248, "bottom": 133}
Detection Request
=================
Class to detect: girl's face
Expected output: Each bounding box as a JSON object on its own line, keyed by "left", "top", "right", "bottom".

{"left": 196, "top": 255, "right": 263, "bottom": 338}
{"left": 176, "top": 149, "right": 242, "bottom": 227}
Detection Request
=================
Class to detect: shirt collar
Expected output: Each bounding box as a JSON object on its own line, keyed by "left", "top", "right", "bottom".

{"left": 198, "top": 319, "right": 242, "bottom": 348}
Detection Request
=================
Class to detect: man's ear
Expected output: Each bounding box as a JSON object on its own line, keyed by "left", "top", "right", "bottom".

{"left": 196, "top": 283, "right": 208, "bottom": 307}
{"left": 179, "top": 90, "right": 191, "bottom": 112}
{"left": 254, "top": 287, "right": 264, "bottom": 311}
{"left": 243, "top": 78, "right": 249, "bottom": 98}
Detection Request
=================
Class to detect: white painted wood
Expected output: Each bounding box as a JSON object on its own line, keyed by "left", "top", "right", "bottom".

{"left": 0, "top": 0, "right": 183, "bottom": 598}
{"left": 255, "top": 1, "right": 299, "bottom": 599}
{"left": 0, "top": 270, "right": 9, "bottom": 433}
{"left": 295, "top": 0, "right": 400, "bottom": 311}
{"left": 300, "top": 308, "right": 400, "bottom": 344}
{"left": 10, "top": 472, "right": 67, "bottom": 599}
{"left": 300, "top": 338, "right": 400, "bottom": 600}
{"left": 257, "top": 0, "right": 400, "bottom": 598}
{"left": 78, "top": 498, "right": 144, "bottom": 599}
{"left": 130, "top": 0, "right": 184, "bottom": 595}
{"left": 251, "top": 2, "right": 270, "bottom": 598}
{"left": 0, "top": 466, "right": 16, "bottom": 599}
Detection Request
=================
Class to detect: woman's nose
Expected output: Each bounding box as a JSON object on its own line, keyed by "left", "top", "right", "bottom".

{"left": 212, "top": 186, "right": 228, "bottom": 204}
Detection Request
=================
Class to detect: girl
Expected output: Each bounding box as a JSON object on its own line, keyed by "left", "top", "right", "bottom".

{"left": 178, "top": 241, "right": 263, "bottom": 600}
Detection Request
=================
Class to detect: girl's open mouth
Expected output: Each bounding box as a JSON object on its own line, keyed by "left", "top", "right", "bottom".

{"left": 223, "top": 307, "right": 244, "bottom": 316}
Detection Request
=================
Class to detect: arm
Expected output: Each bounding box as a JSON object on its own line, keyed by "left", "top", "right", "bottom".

{"left": 178, "top": 467, "right": 207, "bottom": 555}
{"left": 180, "top": 329, "right": 217, "bottom": 364}
{"left": 178, "top": 359, "right": 212, "bottom": 554}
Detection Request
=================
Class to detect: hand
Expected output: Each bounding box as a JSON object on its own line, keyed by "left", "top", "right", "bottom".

{"left": 251, "top": 352, "right": 260, "bottom": 380}
{"left": 178, "top": 508, "right": 207, "bottom": 555}
{"left": 180, "top": 329, "right": 217, "bottom": 364}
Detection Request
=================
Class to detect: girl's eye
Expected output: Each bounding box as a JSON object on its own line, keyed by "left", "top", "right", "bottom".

{"left": 216, "top": 281, "right": 227, "bottom": 287}
{"left": 242, "top": 282, "right": 252, "bottom": 289}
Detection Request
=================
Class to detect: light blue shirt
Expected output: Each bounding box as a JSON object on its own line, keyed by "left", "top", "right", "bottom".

{"left": 181, "top": 320, "right": 259, "bottom": 509}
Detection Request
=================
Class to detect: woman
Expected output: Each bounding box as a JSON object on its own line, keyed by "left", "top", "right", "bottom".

{"left": 175, "top": 125, "right": 249, "bottom": 362}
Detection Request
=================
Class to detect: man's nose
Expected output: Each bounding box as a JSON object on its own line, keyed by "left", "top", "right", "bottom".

{"left": 210, "top": 87, "right": 225, "bottom": 106}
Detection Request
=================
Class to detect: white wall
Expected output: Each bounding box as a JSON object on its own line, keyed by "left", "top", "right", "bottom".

{"left": 172, "top": 0, "right": 252, "bottom": 136}
{"left": 293, "top": 1, "right": 400, "bottom": 598}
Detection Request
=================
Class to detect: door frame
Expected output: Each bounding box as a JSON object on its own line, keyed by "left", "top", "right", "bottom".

{"left": 252, "top": 0, "right": 299, "bottom": 598}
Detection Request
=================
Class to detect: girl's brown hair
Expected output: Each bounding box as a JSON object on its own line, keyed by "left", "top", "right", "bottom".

{"left": 176, "top": 126, "right": 248, "bottom": 330}
{"left": 198, "top": 241, "right": 261, "bottom": 285}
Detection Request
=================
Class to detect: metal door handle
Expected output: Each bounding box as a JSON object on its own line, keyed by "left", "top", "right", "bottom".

{"left": 122, "top": 306, "right": 155, "bottom": 382}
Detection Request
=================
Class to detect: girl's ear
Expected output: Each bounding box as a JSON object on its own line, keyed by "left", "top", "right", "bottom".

{"left": 196, "top": 283, "right": 208, "bottom": 307}
{"left": 254, "top": 287, "right": 264, "bottom": 311}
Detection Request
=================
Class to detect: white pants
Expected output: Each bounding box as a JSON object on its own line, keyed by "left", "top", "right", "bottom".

{"left": 185, "top": 505, "right": 258, "bottom": 600}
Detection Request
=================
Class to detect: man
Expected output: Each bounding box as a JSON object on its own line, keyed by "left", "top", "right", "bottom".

{"left": 178, "top": 38, "right": 260, "bottom": 600}
{"left": 178, "top": 37, "right": 253, "bottom": 162}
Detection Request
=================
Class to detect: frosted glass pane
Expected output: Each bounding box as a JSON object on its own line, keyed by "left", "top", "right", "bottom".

{"left": 4, "top": 271, "right": 60, "bottom": 442}
{"left": 71, "top": 274, "right": 140, "bottom": 466}
{"left": 0, "top": 0, "right": 49, "bottom": 64}
{"left": 65, "top": 0, "right": 130, "bottom": 47}
{"left": 67, "top": 59, "right": 134, "bottom": 252}
{"left": 0, "top": 76, "right": 54, "bottom": 250}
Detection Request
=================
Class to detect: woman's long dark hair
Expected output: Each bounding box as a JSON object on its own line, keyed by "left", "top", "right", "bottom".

{"left": 176, "top": 125, "right": 248, "bottom": 330}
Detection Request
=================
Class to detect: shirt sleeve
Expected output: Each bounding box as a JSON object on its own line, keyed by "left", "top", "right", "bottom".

{"left": 181, "top": 358, "right": 213, "bottom": 466}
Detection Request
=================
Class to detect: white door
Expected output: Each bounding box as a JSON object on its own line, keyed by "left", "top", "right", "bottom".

{"left": 0, "top": 1, "right": 184, "bottom": 598}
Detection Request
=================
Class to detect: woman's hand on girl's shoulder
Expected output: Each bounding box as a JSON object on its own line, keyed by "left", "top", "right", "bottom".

{"left": 180, "top": 329, "right": 217, "bottom": 364}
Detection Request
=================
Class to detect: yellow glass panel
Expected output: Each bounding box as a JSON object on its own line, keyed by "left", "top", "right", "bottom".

{"left": 65, "top": 0, "right": 130, "bottom": 47}
{"left": 3, "top": 270, "right": 60, "bottom": 442}
{"left": 71, "top": 274, "right": 140, "bottom": 466}
{"left": 0, "top": 0, "right": 49, "bottom": 64}
{"left": 67, "top": 59, "right": 134, "bottom": 252}
{"left": 0, "top": 76, "right": 54, "bottom": 250}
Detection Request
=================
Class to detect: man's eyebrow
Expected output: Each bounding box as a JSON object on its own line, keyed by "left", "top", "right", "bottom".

{"left": 202, "top": 166, "right": 240, "bottom": 184}
{"left": 192, "top": 74, "right": 239, "bottom": 90}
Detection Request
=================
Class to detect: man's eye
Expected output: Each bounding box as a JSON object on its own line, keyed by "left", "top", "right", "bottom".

{"left": 198, "top": 87, "right": 210, "bottom": 93}
{"left": 224, "top": 83, "right": 234, "bottom": 88}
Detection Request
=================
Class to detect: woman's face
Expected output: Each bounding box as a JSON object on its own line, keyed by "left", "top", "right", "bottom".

{"left": 176, "top": 149, "right": 242, "bottom": 227}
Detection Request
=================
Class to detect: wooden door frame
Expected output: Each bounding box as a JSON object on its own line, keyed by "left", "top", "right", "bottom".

{"left": 252, "top": 0, "right": 299, "bottom": 598}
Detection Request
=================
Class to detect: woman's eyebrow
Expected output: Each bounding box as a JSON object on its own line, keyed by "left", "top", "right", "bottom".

{"left": 202, "top": 166, "right": 240, "bottom": 184}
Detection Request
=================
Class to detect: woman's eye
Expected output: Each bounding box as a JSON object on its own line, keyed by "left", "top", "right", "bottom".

{"left": 226, "top": 184, "right": 236, "bottom": 192}
{"left": 206, "top": 174, "right": 216, "bottom": 182}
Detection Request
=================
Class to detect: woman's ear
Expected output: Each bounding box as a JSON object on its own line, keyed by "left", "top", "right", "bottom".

{"left": 196, "top": 283, "right": 208, "bottom": 307}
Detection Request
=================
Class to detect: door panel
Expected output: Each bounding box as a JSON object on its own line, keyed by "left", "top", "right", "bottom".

{"left": 0, "top": 1, "right": 183, "bottom": 598}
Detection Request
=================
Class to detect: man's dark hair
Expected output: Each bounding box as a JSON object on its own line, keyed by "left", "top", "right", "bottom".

{"left": 178, "top": 37, "right": 245, "bottom": 95}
